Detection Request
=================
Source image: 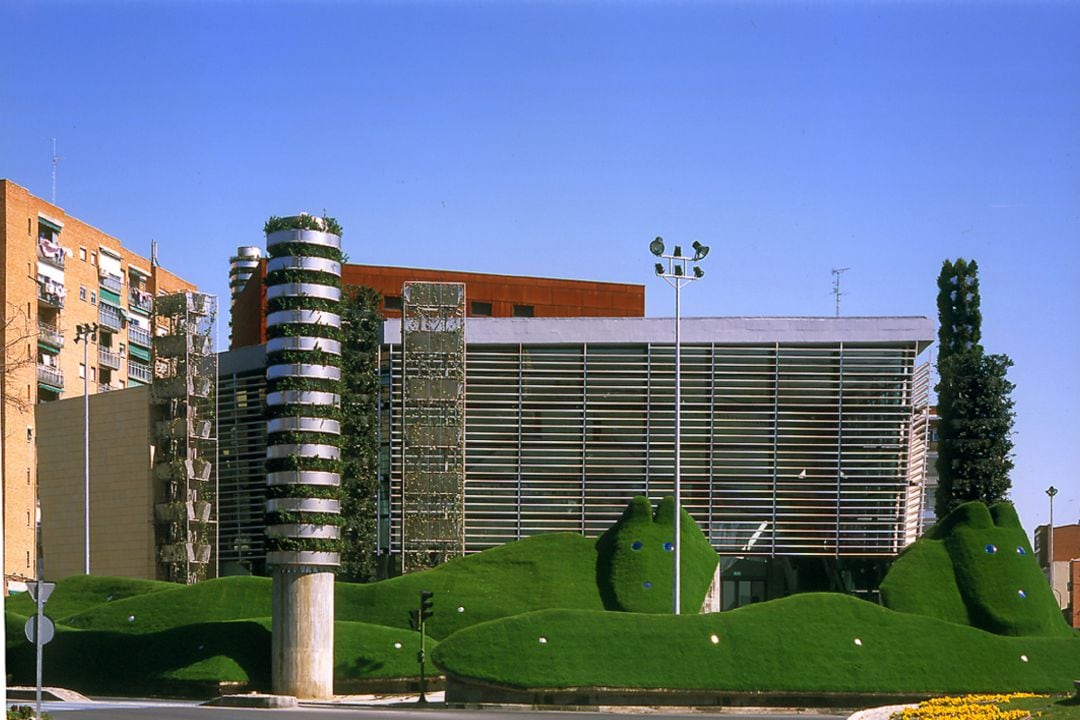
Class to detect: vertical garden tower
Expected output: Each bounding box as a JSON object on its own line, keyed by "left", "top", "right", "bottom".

{"left": 264, "top": 214, "right": 343, "bottom": 698}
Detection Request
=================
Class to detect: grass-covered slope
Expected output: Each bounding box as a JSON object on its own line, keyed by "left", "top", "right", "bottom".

{"left": 7, "top": 575, "right": 173, "bottom": 623}
{"left": 881, "top": 501, "right": 1073, "bottom": 638}
{"left": 57, "top": 576, "right": 272, "bottom": 634}
{"left": 336, "top": 532, "right": 605, "bottom": 639}
{"left": 432, "top": 593, "right": 1080, "bottom": 693}
{"left": 6, "top": 617, "right": 433, "bottom": 695}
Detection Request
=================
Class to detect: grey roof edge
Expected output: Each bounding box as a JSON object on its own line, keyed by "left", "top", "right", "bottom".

{"left": 383, "top": 316, "right": 934, "bottom": 348}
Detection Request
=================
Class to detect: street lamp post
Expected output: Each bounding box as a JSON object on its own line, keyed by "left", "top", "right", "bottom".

{"left": 650, "top": 237, "right": 708, "bottom": 615}
{"left": 74, "top": 322, "right": 98, "bottom": 575}
{"left": 1046, "top": 485, "right": 1058, "bottom": 595}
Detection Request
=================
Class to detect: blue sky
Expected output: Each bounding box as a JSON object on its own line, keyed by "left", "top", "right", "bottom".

{"left": 2, "top": 1, "right": 1077, "bottom": 539}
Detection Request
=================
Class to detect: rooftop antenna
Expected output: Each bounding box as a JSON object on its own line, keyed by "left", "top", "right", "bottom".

{"left": 151, "top": 239, "right": 158, "bottom": 269}
{"left": 50, "top": 138, "right": 61, "bottom": 205}
{"left": 831, "top": 267, "right": 850, "bottom": 317}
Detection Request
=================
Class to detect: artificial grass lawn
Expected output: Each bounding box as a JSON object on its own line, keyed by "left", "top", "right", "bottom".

{"left": 7, "top": 575, "right": 173, "bottom": 625}
{"left": 335, "top": 532, "right": 605, "bottom": 639}
{"left": 881, "top": 502, "right": 1074, "bottom": 638}
{"left": 6, "top": 617, "right": 435, "bottom": 695}
{"left": 431, "top": 592, "right": 1080, "bottom": 693}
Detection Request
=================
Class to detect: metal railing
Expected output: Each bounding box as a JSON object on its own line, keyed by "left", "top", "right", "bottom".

{"left": 128, "top": 360, "right": 153, "bottom": 384}
{"left": 99, "top": 303, "right": 123, "bottom": 331}
{"left": 37, "top": 364, "right": 64, "bottom": 389}
{"left": 38, "top": 321, "right": 64, "bottom": 349}
{"left": 128, "top": 325, "right": 152, "bottom": 347}
{"left": 37, "top": 284, "right": 65, "bottom": 309}
{"left": 129, "top": 290, "right": 153, "bottom": 314}
{"left": 99, "top": 347, "right": 123, "bottom": 371}
{"left": 99, "top": 272, "right": 123, "bottom": 294}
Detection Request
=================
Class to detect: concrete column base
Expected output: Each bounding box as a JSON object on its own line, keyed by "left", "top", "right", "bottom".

{"left": 271, "top": 569, "right": 335, "bottom": 698}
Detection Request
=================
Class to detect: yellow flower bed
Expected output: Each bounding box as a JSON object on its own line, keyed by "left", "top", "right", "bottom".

{"left": 893, "top": 693, "right": 1045, "bottom": 720}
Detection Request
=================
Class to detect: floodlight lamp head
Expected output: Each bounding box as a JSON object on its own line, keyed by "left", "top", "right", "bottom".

{"left": 654, "top": 263, "right": 664, "bottom": 276}
{"left": 674, "top": 265, "right": 684, "bottom": 277}
{"left": 692, "top": 241, "right": 710, "bottom": 261}
{"left": 693, "top": 266, "right": 704, "bottom": 279}
{"left": 673, "top": 245, "right": 683, "bottom": 257}
{"left": 649, "top": 237, "right": 665, "bottom": 257}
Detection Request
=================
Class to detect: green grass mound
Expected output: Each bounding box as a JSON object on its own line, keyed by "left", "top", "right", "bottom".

{"left": 7, "top": 575, "right": 173, "bottom": 623}
{"left": 336, "top": 532, "right": 605, "bottom": 639}
{"left": 57, "top": 576, "right": 272, "bottom": 634}
{"left": 432, "top": 593, "right": 1080, "bottom": 693}
{"left": 881, "top": 501, "right": 1074, "bottom": 638}
{"left": 6, "top": 616, "right": 433, "bottom": 695}
{"left": 595, "top": 496, "right": 718, "bottom": 614}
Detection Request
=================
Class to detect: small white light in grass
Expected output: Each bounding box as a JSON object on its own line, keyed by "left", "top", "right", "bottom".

{"left": 457, "top": 606, "right": 465, "bottom": 613}
{"left": 127, "top": 615, "right": 135, "bottom": 622}
{"left": 1020, "top": 654, "right": 1028, "bottom": 662}
{"left": 538, "top": 636, "right": 548, "bottom": 644}
{"left": 710, "top": 634, "right": 720, "bottom": 644}
{"left": 394, "top": 642, "right": 402, "bottom": 650}
{"left": 854, "top": 638, "right": 862, "bottom": 646}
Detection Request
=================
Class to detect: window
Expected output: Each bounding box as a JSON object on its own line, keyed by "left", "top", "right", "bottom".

{"left": 90, "top": 252, "right": 97, "bottom": 266}
{"left": 79, "top": 286, "right": 87, "bottom": 301}
{"left": 90, "top": 367, "right": 96, "bottom": 382}
{"left": 90, "top": 291, "right": 96, "bottom": 305}
{"left": 79, "top": 363, "right": 86, "bottom": 379}
{"left": 513, "top": 304, "right": 535, "bottom": 317}
{"left": 79, "top": 247, "right": 87, "bottom": 261}
{"left": 384, "top": 296, "right": 402, "bottom": 311}
{"left": 119, "top": 342, "right": 126, "bottom": 355}
{"left": 471, "top": 301, "right": 493, "bottom": 316}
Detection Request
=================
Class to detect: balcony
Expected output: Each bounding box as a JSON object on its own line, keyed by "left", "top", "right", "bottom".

{"left": 38, "top": 321, "right": 64, "bottom": 350}
{"left": 128, "top": 360, "right": 152, "bottom": 384}
{"left": 37, "top": 364, "right": 64, "bottom": 390}
{"left": 129, "top": 287, "right": 153, "bottom": 315}
{"left": 38, "top": 237, "right": 66, "bottom": 269}
{"left": 99, "top": 271, "right": 123, "bottom": 294}
{"left": 128, "top": 325, "right": 152, "bottom": 348}
{"left": 99, "top": 347, "right": 123, "bottom": 371}
{"left": 99, "top": 303, "right": 123, "bottom": 332}
{"left": 37, "top": 281, "right": 65, "bottom": 309}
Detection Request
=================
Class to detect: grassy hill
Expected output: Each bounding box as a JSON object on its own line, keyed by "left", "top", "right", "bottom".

{"left": 431, "top": 592, "right": 1080, "bottom": 693}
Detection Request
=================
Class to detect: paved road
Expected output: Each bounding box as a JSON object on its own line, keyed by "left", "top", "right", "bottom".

{"left": 13, "top": 699, "right": 851, "bottom": 720}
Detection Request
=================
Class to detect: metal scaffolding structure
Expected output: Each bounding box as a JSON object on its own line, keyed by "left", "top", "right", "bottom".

{"left": 400, "top": 282, "right": 466, "bottom": 573}
{"left": 151, "top": 291, "right": 218, "bottom": 584}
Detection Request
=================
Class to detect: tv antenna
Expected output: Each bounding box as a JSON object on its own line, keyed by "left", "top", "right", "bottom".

{"left": 831, "top": 267, "right": 850, "bottom": 317}
{"left": 51, "top": 138, "right": 62, "bottom": 205}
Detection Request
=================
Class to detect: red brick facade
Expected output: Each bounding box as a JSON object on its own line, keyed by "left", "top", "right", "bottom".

{"left": 230, "top": 261, "right": 645, "bottom": 349}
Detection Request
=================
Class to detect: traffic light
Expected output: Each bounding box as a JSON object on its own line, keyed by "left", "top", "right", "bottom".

{"left": 419, "top": 590, "right": 434, "bottom": 622}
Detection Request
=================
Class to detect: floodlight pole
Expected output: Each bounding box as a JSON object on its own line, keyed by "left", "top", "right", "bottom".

{"left": 74, "top": 322, "right": 98, "bottom": 575}
{"left": 649, "top": 237, "right": 708, "bottom": 615}
{"left": 1046, "top": 485, "right": 1057, "bottom": 594}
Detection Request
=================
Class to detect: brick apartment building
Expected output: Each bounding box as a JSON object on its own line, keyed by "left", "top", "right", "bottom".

{"left": 0, "top": 179, "right": 195, "bottom": 585}
{"left": 1034, "top": 522, "right": 1080, "bottom": 629}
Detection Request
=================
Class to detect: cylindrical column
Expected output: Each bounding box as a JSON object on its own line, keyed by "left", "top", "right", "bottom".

{"left": 264, "top": 216, "right": 343, "bottom": 699}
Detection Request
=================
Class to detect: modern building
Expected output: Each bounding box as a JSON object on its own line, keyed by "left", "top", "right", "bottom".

{"left": 1034, "top": 522, "right": 1080, "bottom": 628}
{"left": 228, "top": 256, "right": 646, "bottom": 348}
{"left": 218, "top": 297, "right": 935, "bottom": 603}
{"left": 1, "top": 179, "right": 196, "bottom": 585}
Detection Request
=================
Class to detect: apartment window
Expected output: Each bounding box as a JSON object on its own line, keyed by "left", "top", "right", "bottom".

{"left": 384, "top": 296, "right": 402, "bottom": 311}
{"left": 79, "top": 247, "right": 87, "bottom": 261}
{"left": 79, "top": 286, "right": 87, "bottom": 301}
{"left": 119, "top": 342, "right": 126, "bottom": 355}
{"left": 471, "top": 301, "right": 493, "bottom": 316}
{"left": 90, "top": 291, "right": 97, "bottom": 305}
{"left": 90, "top": 252, "right": 97, "bottom": 266}
{"left": 90, "top": 367, "right": 96, "bottom": 382}
{"left": 79, "top": 363, "right": 85, "bottom": 379}
{"left": 513, "top": 304, "right": 535, "bottom": 318}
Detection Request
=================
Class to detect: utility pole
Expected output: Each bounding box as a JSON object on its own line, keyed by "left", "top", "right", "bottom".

{"left": 74, "top": 323, "right": 98, "bottom": 574}
{"left": 50, "top": 139, "right": 61, "bottom": 205}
